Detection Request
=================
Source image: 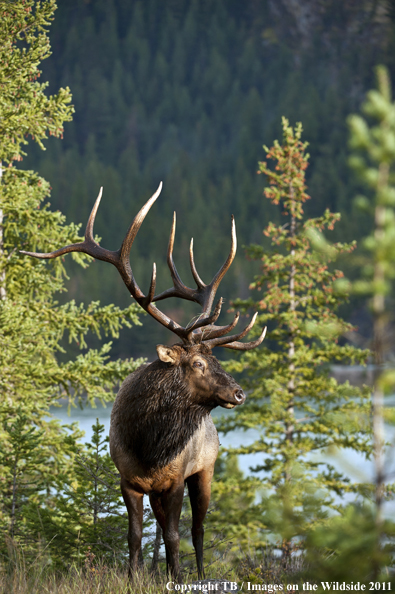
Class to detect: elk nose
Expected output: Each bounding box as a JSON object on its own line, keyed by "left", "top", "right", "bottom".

{"left": 234, "top": 389, "right": 246, "bottom": 404}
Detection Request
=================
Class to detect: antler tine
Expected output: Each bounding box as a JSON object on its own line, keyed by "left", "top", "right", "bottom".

{"left": 189, "top": 238, "right": 205, "bottom": 289}
{"left": 120, "top": 182, "right": 163, "bottom": 263}
{"left": 182, "top": 299, "right": 223, "bottom": 344}
{"left": 186, "top": 298, "right": 223, "bottom": 333}
{"left": 153, "top": 215, "right": 237, "bottom": 315}
{"left": 85, "top": 187, "right": 103, "bottom": 240}
{"left": 204, "top": 313, "right": 266, "bottom": 350}
{"left": 20, "top": 187, "right": 112, "bottom": 262}
{"left": 199, "top": 311, "right": 240, "bottom": 341}
{"left": 151, "top": 213, "right": 240, "bottom": 344}
{"left": 187, "top": 215, "right": 237, "bottom": 314}
{"left": 192, "top": 215, "right": 237, "bottom": 315}
{"left": 152, "top": 212, "right": 202, "bottom": 305}
{"left": 168, "top": 212, "right": 190, "bottom": 292}
{"left": 206, "top": 216, "right": 236, "bottom": 302}
{"left": 145, "top": 263, "right": 157, "bottom": 306}
{"left": 220, "top": 326, "right": 267, "bottom": 351}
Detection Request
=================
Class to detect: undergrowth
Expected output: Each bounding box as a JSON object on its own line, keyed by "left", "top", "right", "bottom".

{"left": 0, "top": 538, "right": 306, "bottom": 594}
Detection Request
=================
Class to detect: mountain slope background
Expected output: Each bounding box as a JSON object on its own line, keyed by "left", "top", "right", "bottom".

{"left": 24, "top": 0, "right": 395, "bottom": 359}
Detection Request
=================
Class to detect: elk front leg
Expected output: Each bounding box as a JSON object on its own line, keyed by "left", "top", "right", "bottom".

{"left": 186, "top": 470, "right": 212, "bottom": 580}
{"left": 120, "top": 477, "right": 144, "bottom": 577}
{"left": 151, "top": 483, "right": 185, "bottom": 582}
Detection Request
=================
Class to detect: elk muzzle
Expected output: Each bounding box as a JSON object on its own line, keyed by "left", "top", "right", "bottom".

{"left": 219, "top": 387, "right": 246, "bottom": 409}
{"left": 234, "top": 388, "right": 246, "bottom": 404}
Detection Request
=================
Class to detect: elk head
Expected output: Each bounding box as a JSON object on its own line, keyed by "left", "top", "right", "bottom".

{"left": 156, "top": 343, "right": 246, "bottom": 409}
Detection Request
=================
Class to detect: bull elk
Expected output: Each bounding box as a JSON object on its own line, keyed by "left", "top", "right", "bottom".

{"left": 21, "top": 183, "right": 266, "bottom": 581}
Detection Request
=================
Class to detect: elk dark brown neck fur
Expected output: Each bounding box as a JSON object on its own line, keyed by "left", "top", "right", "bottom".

{"left": 119, "top": 344, "right": 239, "bottom": 471}
{"left": 21, "top": 184, "right": 266, "bottom": 582}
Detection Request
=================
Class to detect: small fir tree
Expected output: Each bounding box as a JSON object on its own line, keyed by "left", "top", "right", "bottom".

{"left": 36, "top": 419, "right": 157, "bottom": 568}
{"left": 220, "top": 118, "right": 371, "bottom": 558}
{"left": 0, "top": 409, "right": 54, "bottom": 542}
{"left": 37, "top": 420, "right": 129, "bottom": 567}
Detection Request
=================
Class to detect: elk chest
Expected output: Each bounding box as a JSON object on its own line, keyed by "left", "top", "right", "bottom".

{"left": 110, "top": 404, "right": 219, "bottom": 494}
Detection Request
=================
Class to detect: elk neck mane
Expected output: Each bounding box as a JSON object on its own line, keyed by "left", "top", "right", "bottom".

{"left": 121, "top": 354, "right": 213, "bottom": 471}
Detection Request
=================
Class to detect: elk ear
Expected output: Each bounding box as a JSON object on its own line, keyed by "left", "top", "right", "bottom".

{"left": 156, "top": 345, "right": 180, "bottom": 365}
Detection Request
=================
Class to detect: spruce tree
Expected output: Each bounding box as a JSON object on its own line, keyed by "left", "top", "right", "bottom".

{"left": 0, "top": 0, "right": 143, "bottom": 561}
{"left": 220, "top": 118, "right": 371, "bottom": 558}
{"left": 0, "top": 410, "right": 54, "bottom": 541}
{"left": 35, "top": 420, "right": 138, "bottom": 567}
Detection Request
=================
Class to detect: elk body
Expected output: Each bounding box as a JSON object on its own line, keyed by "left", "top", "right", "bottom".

{"left": 21, "top": 183, "right": 266, "bottom": 581}
{"left": 110, "top": 343, "right": 246, "bottom": 579}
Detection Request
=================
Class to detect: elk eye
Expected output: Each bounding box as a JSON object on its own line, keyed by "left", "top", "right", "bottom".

{"left": 193, "top": 360, "right": 204, "bottom": 370}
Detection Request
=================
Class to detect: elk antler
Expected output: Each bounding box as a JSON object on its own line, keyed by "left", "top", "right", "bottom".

{"left": 20, "top": 183, "right": 188, "bottom": 342}
{"left": 153, "top": 212, "right": 236, "bottom": 314}
{"left": 151, "top": 210, "right": 266, "bottom": 350}
{"left": 20, "top": 184, "right": 266, "bottom": 349}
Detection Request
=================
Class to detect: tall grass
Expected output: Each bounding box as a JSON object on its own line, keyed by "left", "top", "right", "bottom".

{"left": 0, "top": 538, "right": 306, "bottom": 594}
{"left": 0, "top": 538, "right": 168, "bottom": 594}
{"left": 0, "top": 560, "right": 167, "bottom": 594}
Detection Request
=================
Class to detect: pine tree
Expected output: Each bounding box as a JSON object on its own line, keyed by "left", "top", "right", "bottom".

{"left": 0, "top": 0, "right": 144, "bottom": 562}
{"left": 220, "top": 118, "right": 371, "bottom": 559}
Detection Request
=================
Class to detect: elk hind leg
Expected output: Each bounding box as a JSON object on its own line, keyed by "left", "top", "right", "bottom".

{"left": 186, "top": 470, "right": 212, "bottom": 580}
{"left": 120, "top": 478, "right": 144, "bottom": 578}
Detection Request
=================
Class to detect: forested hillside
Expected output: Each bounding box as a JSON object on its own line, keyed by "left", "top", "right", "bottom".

{"left": 24, "top": 0, "right": 395, "bottom": 358}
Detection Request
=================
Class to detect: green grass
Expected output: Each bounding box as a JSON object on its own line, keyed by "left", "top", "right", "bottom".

{"left": 0, "top": 561, "right": 168, "bottom": 594}
{"left": 0, "top": 543, "right": 306, "bottom": 594}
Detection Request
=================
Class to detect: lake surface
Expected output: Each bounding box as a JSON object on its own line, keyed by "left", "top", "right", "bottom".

{"left": 51, "top": 398, "right": 395, "bottom": 487}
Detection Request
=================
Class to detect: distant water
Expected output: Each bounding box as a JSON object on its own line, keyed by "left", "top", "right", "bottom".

{"left": 50, "top": 402, "right": 263, "bottom": 477}
{"left": 50, "top": 369, "right": 395, "bottom": 519}
{"left": 50, "top": 397, "right": 395, "bottom": 487}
